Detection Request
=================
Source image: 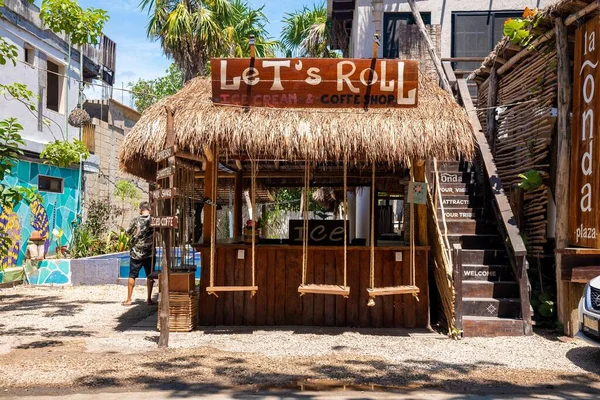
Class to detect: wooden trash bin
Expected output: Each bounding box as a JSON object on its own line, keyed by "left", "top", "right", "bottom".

{"left": 157, "top": 289, "right": 199, "bottom": 332}
{"left": 157, "top": 271, "right": 195, "bottom": 293}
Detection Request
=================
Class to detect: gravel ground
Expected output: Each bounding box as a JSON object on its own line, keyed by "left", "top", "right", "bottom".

{"left": 1, "top": 285, "right": 600, "bottom": 397}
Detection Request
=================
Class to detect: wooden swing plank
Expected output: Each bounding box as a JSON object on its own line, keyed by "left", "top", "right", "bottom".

{"left": 206, "top": 286, "right": 258, "bottom": 293}
{"left": 367, "top": 285, "right": 420, "bottom": 297}
{"left": 298, "top": 284, "right": 350, "bottom": 297}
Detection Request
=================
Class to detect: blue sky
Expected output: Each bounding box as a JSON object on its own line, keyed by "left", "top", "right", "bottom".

{"left": 73, "top": 0, "right": 313, "bottom": 106}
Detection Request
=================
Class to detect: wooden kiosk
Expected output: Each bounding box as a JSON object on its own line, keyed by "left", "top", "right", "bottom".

{"left": 119, "top": 50, "right": 474, "bottom": 330}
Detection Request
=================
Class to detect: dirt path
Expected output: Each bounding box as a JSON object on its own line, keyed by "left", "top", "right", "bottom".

{"left": 1, "top": 286, "right": 600, "bottom": 399}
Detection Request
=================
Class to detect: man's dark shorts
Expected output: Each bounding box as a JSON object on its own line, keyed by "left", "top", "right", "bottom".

{"left": 129, "top": 257, "right": 152, "bottom": 279}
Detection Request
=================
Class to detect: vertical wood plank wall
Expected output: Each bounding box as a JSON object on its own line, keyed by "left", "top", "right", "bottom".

{"left": 198, "top": 247, "right": 429, "bottom": 328}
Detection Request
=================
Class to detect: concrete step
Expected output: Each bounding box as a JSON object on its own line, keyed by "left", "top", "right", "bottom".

{"left": 434, "top": 161, "right": 473, "bottom": 171}
{"left": 462, "top": 281, "right": 519, "bottom": 298}
{"left": 444, "top": 220, "right": 498, "bottom": 235}
{"left": 437, "top": 171, "right": 475, "bottom": 184}
{"left": 462, "top": 316, "right": 525, "bottom": 337}
{"left": 440, "top": 195, "right": 483, "bottom": 209}
{"left": 445, "top": 234, "right": 504, "bottom": 249}
{"left": 462, "top": 297, "right": 521, "bottom": 318}
{"left": 462, "top": 265, "right": 513, "bottom": 282}
{"left": 462, "top": 249, "right": 508, "bottom": 265}
{"left": 438, "top": 208, "right": 484, "bottom": 220}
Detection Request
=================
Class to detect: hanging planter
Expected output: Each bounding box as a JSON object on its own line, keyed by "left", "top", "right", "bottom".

{"left": 68, "top": 107, "right": 91, "bottom": 128}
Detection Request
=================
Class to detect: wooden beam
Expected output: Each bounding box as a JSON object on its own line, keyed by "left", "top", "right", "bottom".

{"left": 407, "top": 0, "right": 452, "bottom": 94}
{"left": 486, "top": 67, "right": 499, "bottom": 154}
{"left": 565, "top": 1, "right": 599, "bottom": 26}
{"left": 413, "top": 159, "right": 428, "bottom": 247}
{"left": 203, "top": 144, "right": 217, "bottom": 244}
{"left": 203, "top": 145, "right": 214, "bottom": 162}
{"left": 274, "top": 160, "right": 280, "bottom": 170}
{"left": 233, "top": 173, "right": 243, "bottom": 237}
{"left": 235, "top": 159, "right": 243, "bottom": 171}
{"left": 554, "top": 17, "right": 574, "bottom": 336}
{"left": 442, "top": 61, "right": 457, "bottom": 88}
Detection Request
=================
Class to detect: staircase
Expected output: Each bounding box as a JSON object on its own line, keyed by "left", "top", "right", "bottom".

{"left": 434, "top": 160, "right": 525, "bottom": 337}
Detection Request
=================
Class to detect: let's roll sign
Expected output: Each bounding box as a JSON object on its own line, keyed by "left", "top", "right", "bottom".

{"left": 211, "top": 58, "right": 418, "bottom": 108}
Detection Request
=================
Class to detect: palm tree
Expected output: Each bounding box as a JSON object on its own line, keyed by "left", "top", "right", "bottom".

{"left": 221, "top": 0, "right": 278, "bottom": 58}
{"left": 280, "top": 2, "right": 335, "bottom": 58}
{"left": 140, "top": 0, "right": 277, "bottom": 82}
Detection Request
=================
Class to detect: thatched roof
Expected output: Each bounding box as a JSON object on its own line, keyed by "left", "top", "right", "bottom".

{"left": 119, "top": 75, "right": 473, "bottom": 181}
{"left": 470, "top": 0, "right": 599, "bottom": 82}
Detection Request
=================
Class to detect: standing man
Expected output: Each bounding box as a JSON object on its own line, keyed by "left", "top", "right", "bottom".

{"left": 123, "top": 201, "right": 155, "bottom": 306}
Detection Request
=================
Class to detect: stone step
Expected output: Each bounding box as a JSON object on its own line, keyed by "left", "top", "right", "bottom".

{"left": 440, "top": 195, "right": 483, "bottom": 209}
{"left": 462, "top": 265, "right": 513, "bottom": 282}
{"left": 462, "top": 249, "right": 508, "bottom": 265}
{"left": 444, "top": 220, "right": 498, "bottom": 235}
{"left": 434, "top": 161, "right": 473, "bottom": 171}
{"left": 437, "top": 182, "right": 478, "bottom": 196}
{"left": 438, "top": 208, "right": 484, "bottom": 220}
{"left": 437, "top": 171, "right": 475, "bottom": 184}
{"left": 462, "top": 281, "right": 519, "bottom": 298}
{"left": 462, "top": 297, "right": 521, "bottom": 318}
{"left": 446, "top": 234, "right": 504, "bottom": 249}
{"left": 462, "top": 316, "right": 525, "bottom": 337}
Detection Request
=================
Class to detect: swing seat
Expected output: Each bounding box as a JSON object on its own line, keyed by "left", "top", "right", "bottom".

{"left": 366, "top": 285, "right": 419, "bottom": 297}
{"left": 206, "top": 286, "right": 258, "bottom": 294}
{"left": 298, "top": 284, "right": 350, "bottom": 297}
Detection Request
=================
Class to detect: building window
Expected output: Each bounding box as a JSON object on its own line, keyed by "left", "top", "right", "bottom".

{"left": 383, "top": 12, "right": 431, "bottom": 59}
{"left": 39, "top": 175, "right": 63, "bottom": 193}
{"left": 451, "top": 11, "right": 522, "bottom": 72}
{"left": 46, "top": 59, "right": 65, "bottom": 113}
{"left": 24, "top": 43, "right": 34, "bottom": 65}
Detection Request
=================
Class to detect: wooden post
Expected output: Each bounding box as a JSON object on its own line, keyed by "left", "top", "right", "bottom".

{"left": 203, "top": 144, "right": 216, "bottom": 244}
{"left": 486, "top": 67, "right": 499, "bottom": 154}
{"left": 555, "top": 17, "right": 575, "bottom": 335}
{"left": 414, "top": 160, "right": 428, "bottom": 246}
{"left": 407, "top": 0, "right": 452, "bottom": 94}
{"left": 158, "top": 106, "right": 175, "bottom": 348}
{"left": 233, "top": 172, "right": 243, "bottom": 237}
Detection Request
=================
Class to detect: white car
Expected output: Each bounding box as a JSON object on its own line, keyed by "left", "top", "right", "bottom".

{"left": 578, "top": 276, "right": 600, "bottom": 345}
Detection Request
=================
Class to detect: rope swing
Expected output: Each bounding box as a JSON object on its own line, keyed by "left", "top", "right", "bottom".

{"left": 206, "top": 149, "right": 258, "bottom": 296}
{"left": 367, "top": 162, "right": 419, "bottom": 306}
{"left": 298, "top": 158, "right": 350, "bottom": 297}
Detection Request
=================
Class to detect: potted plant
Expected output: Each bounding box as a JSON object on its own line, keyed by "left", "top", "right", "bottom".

{"left": 243, "top": 218, "right": 262, "bottom": 244}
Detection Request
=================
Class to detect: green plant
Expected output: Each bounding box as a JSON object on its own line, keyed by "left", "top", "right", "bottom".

{"left": 503, "top": 7, "right": 542, "bottom": 47}
{"left": 0, "top": 38, "right": 18, "bottom": 66}
{"left": 129, "top": 64, "right": 183, "bottom": 113}
{"left": 69, "top": 224, "right": 102, "bottom": 258}
{"left": 105, "top": 229, "right": 131, "bottom": 253}
{"left": 85, "top": 198, "right": 116, "bottom": 238}
{"left": 40, "top": 140, "right": 89, "bottom": 167}
{"left": 281, "top": 2, "right": 337, "bottom": 57}
{"left": 114, "top": 180, "right": 141, "bottom": 227}
{"left": 40, "top": 0, "right": 109, "bottom": 46}
{"left": 518, "top": 169, "right": 543, "bottom": 192}
{"left": 52, "top": 228, "right": 64, "bottom": 258}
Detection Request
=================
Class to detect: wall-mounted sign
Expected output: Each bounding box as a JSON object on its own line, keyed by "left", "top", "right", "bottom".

{"left": 151, "top": 188, "right": 177, "bottom": 200}
{"left": 156, "top": 146, "right": 175, "bottom": 162}
{"left": 406, "top": 182, "right": 427, "bottom": 205}
{"left": 289, "top": 220, "right": 345, "bottom": 246}
{"left": 151, "top": 216, "right": 178, "bottom": 229}
{"left": 570, "top": 17, "right": 600, "bottom": 247}
{"left": 156, "top": 165, "right": 176, "bottom": 180}
{"left": 211, "top": 58, "right": 418, "bottom": 108}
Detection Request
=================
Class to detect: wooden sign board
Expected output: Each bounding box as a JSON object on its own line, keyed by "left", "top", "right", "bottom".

{"left": 156, "top": 165, "right": 176, "bottom": 180}
{"left": 570, "top": 17, "right": 600, "bottom": 247}
{"left": 152, "top": 188, "right": 177, "bottom": 200}
{"left": 156, "top": 146, "right": 175, "bottom": 162}
{"left": 289, "top": 220, "right": 345, "bottom": 246}
{"left": 151, "top": 216, "right": 178, "bottom": 229}
{"left": 211, "top": 58, "right": 418, "bottom": 108}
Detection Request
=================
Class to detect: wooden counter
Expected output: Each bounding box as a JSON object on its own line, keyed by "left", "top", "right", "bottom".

{"left": 197, "top": 245, "right": 429, "bottom": 329}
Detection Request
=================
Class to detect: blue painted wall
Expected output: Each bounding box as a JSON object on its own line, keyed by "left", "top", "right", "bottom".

{"left": 0, "top": 159, "right": 79, "bottom": 268}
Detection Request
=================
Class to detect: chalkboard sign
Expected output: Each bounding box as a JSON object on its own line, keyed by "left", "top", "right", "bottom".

{"left": 289, "top": 220, "right": 346, "bottom": 246}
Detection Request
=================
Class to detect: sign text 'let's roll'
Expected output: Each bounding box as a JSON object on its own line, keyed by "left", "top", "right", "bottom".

{"left": 211, "top": 58, "right": 418, "bottom": 108}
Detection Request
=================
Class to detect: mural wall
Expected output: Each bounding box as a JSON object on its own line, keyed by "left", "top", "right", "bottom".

{"left": 0, "top": 159, "right": 79, "bottom": 268}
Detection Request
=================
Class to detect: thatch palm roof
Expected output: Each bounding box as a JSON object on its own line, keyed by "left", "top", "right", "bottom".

{"left": 119, "top": 75, "right": 473, "bottom": 181}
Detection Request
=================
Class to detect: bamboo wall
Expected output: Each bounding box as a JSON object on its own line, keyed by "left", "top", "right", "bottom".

{"left": 197, "top": 246, "right": 429, "bottom": 328}
{"left": 477, "top": 43, "right": 557, "bottom": 254}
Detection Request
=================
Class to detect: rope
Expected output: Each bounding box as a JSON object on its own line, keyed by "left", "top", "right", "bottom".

{"left": 368, "top": 163, "right": 376, "bottom": 307}
{"left": 300, "top": 159, "right": 310, "bottom": 289}
{"left": 208, "top": 146, "right": 218, "bottom": 296}
{"left": 251, "top": 159, "right": 257, "bottom": 297}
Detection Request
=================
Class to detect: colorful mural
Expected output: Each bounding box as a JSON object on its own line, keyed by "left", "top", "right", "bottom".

{"left": 26, "top": 260, "right": 71, "bottom": 285}
{"left": 0, "top": 208, "right": 20, "bottom": 269}
{"left": 0, "top": 160, "right": 79, "bottom": 267}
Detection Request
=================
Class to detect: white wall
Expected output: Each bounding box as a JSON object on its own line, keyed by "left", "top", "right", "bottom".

{"left": 351, "top": 0, "right": 555, "bottom": 58}
{"left": 0, "top": 20, "right": 81, "bottom": 150}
